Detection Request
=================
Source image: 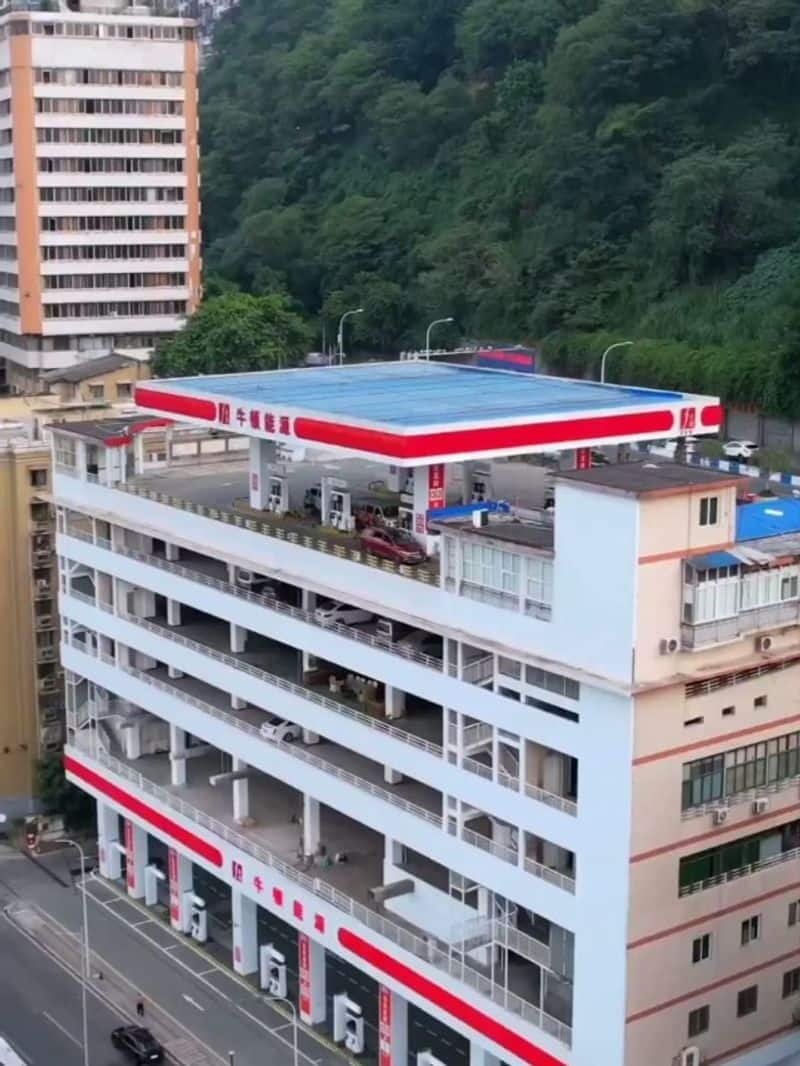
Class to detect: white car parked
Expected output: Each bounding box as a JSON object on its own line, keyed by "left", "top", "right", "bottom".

{"left": 259, "top": 716, "right": 300, "bottom": 743}
{"left": 314, "top": 600, "right": 374, "bottom": 626}
{"left": 723, "top": 440, "right": 758, "bottom": 460}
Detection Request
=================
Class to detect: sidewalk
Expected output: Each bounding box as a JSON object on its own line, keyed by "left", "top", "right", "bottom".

{"left": 5, "top": 899, "right": 224, "bottom": 1066}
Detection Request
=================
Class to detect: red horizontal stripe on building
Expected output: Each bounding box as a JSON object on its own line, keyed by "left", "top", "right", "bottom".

{"left": 633, "top": 712, "right": 800, "bottom": 766}
{"left": 630, "top": 800, "right": 800, "bottom": 863}
{"left": 338, "top": 928, "right": 566, "bottom": 1066}
{"left": 295, "top": 410, "right": 676, "bottom": 461}
{"left": 134, "top": 387, "right": 217, "bottom": 422}
{"left": 64, "top": 755, "right": 224, "bottom": 868}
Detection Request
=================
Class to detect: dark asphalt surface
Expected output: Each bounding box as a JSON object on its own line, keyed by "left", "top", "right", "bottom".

{"left": 0, "top": 911, "right": 129, "bottom": 1066}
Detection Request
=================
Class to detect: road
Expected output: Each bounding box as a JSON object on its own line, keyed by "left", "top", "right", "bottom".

{"left": 0, "top": 902, "right": 128, "bottom": 1066}
{"left": 0, "top": 846, "right": 345, "bottom": 1066}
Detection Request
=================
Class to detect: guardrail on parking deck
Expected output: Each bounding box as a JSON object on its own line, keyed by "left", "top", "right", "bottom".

{"left": 113, "top": 481, "right": 441, "bottom": 585}
{"left": 64, "top": 734, "right": 571, "bottom": 1048}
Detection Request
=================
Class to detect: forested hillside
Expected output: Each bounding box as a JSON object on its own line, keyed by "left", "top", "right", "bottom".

{"left": 200, "top": 0, "right": 800, "bottom": 415}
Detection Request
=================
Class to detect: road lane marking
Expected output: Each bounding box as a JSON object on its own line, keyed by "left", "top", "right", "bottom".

{"left": 42, "top": 1010, "right": 81, "bottom": 1048}
{"left": 182, "top": 994, "right": 206, "bottom": 1012}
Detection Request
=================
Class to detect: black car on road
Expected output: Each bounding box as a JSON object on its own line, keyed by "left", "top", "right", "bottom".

{"left": 111, "top": 1025, "right": 164, "bottom": 1064}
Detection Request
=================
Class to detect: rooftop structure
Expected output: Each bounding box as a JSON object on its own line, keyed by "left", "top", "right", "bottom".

{"left": 135, "top": 361, "right": 722, "bottom": 464}
{"left": 51, "top": 363, "right": 800, "bottom": 1066}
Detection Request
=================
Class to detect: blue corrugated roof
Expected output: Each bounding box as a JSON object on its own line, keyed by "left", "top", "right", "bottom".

{"left": 737, "top": 498, "right": 800, "bottom": 541}
{"left": 687, "top": 551, "right": 742, "bottom": 570}
{"left": 162, "top": 361, "right": 685, "bottom": 429}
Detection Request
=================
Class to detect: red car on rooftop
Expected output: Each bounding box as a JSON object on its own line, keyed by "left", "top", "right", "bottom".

{"left": 359, "top": 526, "right": 427, "bottom": 565}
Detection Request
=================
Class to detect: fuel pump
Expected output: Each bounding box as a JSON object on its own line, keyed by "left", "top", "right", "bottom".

{"left": 259, "top": 943, "right": 287, "bottom": 997}
{"left": 333, "top": 993, "right": 365, "bottom": 1055}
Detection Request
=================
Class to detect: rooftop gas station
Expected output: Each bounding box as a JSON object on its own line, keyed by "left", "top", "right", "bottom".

{"left": 131, "top": 360, "right": 723, "bottom": 553}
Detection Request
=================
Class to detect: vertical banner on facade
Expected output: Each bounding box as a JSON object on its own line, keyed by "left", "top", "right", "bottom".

{"left": 299, "top": 933, "right": 311, "bottom": 1020}
{"left": 576, "top": 447, "right": 592, "bottom": 471}
{"left": 428, "top": 463, "right": 446, "bottom": 509}
{"left": 125, "top": 820, "right": 135, "bottom": 890}
{"left": 379, "top": 986, "right": 392, "bottom": 1066}
{"left": 168, "top": 847, "right": 179, "bottom": 925}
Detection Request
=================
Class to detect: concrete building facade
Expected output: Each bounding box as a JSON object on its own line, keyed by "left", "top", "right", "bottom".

{"left": 50, "top": 361, "right": 800, "bottom": 1066}
{"left": 0, "top": 1, "right": 200, "bottom": 394}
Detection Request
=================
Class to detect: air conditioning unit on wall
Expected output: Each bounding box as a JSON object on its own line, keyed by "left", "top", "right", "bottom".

{"left": 752, "top": 797, "right": 769, "bottom": 815}
{"left": 713, "top": 808, "right": 728, "bottom": 826}
{"left": 755, "top": 635, "right": 773, "bottom": 652}
{"left": 660, "top": 637, "right": 680, "bottom": 655}
{"left": 680, "top": 1047, "right": 703, "bottom": 1066}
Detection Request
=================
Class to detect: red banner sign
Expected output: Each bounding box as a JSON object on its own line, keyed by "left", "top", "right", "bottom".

{"left": 168, "top": 847, "right": 179, "bottom": 923}
{"left": 299, "top": 933, "right": 311, "bottom": 1019}
{"left": 428, "top": 463, "right": 445, "bottom": 508}
{"left": 576, "top": 447, "right": 592, "bottom": 470}
{"left": 379, "top": 986, "right": 392, "bottom": 1066}
{"left": 125, "top": 820, "right": 134, "bottom": 889}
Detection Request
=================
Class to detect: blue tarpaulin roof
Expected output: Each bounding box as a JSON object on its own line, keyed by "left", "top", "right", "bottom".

{"left": 687, "top": 551, "right": 743, "bottom": 570}
{"left": 737, "top": 498, "right": 800, "bottom": 542}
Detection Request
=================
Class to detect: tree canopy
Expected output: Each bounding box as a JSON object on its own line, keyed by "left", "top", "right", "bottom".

{"left": 153, "top": 292, "right": 312, "bottom": 377}
{"left": 200, "top": 0, "right": 800, "bottom": 414}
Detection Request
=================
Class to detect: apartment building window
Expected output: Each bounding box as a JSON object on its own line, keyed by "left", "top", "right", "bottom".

{"left": 36, "top": 97, "right": 184, "bottom": 116}
{"left": 39, "top": 157, "right": 185, "bottom": 175}
{"left": 789, "top": 901, "right": 800, "bottom": 926}
{"left": 687, "top": 1005, "right": 709, "bottom": 1038}
{"left": 0, "top": 299, "right": 19, "bottom": 315}
{"left": 0, "top": 272, "right": 17, "bottom": 288}
{"left": 741, "top": 915, "right": 761, "bottom": 945}
{"left": 699, "top": 495, "right": 719, "bottom": 526}
{"left": 44, "top": 272, "right": 187, "bottom": 290}
{"left": 39, "top": 187, "right": 185, "bottom": 204}
{"left": 41, "top": 244, "right": 186, "bottom": 262}
{"left": 683, "top": 564, "right": 739, "bottom": 623}
{"left": 44, "top": 299, "right": 186, "bottom": 319}
{"left": 116, "top": 382, "right": 132, "bottom": 400}
{"left": 37, "top": 127, "right": 184, "bottom": 146}
{"left": 680, "top": 818, "right": 800, "bottom": 894}
{"left": 783, "top": 968, "right": 800, "bottom": 998}
{"left": 681, "top": 730, "right": 800, "bottom": 809}
{"left": 737, "top": 985, "right": 758, "bottom": 1017}
{"left": 525, "top": 556, "right": 554, "bottom": 613}
{"left": 41, "top": 216, "right": 186, "bottom": 233}
{"left": 0, "top": 187, "right": 14, "bottom": 203}
{"left": 29, "top": 468, "right": 47, "bottom": 488}
{"left": 35, "top": 67, "right": 183, "bottom": 87}
{"left": 691, "top": 933, "right": 711, "bottom": 963}
{"left": 32, "top": 21, "right": 194, "bottom": 41}
{"left": 88, "top": 385, "right": 104, "bottom": 400}
{"left": 526, "top": 665, "right": 580, "bottom": 700}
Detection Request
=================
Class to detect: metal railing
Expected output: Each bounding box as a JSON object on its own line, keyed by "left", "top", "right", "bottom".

{"left": 524, "top": 856, "right": 576, "bottom": 895}
{"left": 679, "top": 845, "right": 800, "bottom": 896}
{"left": 112, "top": 480, "right": 441, "bottom": 586}
{"left": 681, "top": 773, "right": 800, "bottom": 820}
{"left": 459, "top": 825, "right": 518, "bottom": 867}
{"left": 65, "top": 629, "right": 443, "bottom": 828}
{"left": 62, "top": 528, "right": 444, "bottom": 672}
{"left": 462, "top": 655, "right": 494, "bottom": 685}
{"left": 681, "top": 599, "right": 800, "bottom": 648}
{"left": 63, "top": 737, "right": 571, "bottom": 1047}
{"left": 462, "top": 721, "right": 492, "bottom": 750}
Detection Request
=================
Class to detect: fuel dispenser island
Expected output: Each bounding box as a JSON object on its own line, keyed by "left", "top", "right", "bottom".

{"left": 333, "top": 993, "right": 365, "bottom": 1055}
{"left": 259, "top": 943, "right": 288, "bottom": 997}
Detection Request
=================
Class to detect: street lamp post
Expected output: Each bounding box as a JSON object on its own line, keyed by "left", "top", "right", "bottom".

{"left": 266, "top": 996, "right": 299, "bottom": 1066}
{"left": 599, "top": 340, "right": 633, "bottom": 383}
{"left": 337, "top": 308, "right": 364, "bottom": 365}
{"left": 55, "top": 838, "right": 91, "bottom": 1066}
{"left": 424, "top": 317, "right": 454, "bottom": 359}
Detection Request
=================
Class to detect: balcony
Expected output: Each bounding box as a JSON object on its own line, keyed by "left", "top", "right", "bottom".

{"left": 681, "top": 599, "right": 800, "bottom": 648}
{"left": 65, "top": 724, "right": 572, "bottom": 1048}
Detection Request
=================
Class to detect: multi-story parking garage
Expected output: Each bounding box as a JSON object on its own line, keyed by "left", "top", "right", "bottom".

{"left": 51, "top": 359, "right": 800, "bottom": 1066}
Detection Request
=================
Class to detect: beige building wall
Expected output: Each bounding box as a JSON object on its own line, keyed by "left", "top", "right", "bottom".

{"left": 625, "top": 481, "right": 800, "bottom": 1065}
{"left": 0, "top": 438, "right": 57, "bottom": 814}
{"left": 49, "top": 360, "right": 150, "bottom": 405}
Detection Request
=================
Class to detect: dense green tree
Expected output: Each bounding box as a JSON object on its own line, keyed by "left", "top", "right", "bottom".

{"left": 200, "top": 0, "right": 800, "bottom": 414}
{"left": 153, "top": 293, "right": 311, "bottom": 377}
{"left": 36, "top": 756, "right": 94, "bottom": 830}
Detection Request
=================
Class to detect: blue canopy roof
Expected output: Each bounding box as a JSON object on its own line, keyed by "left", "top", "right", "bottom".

{"left": 687, "top": 551, "right": 742, "bottom": 570}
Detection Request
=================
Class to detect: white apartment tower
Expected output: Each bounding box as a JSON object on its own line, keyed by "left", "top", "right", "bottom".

{"left": 52, "top": 362, "right": 800, "bottom": 1066}
{"left": 0, "top": 0, "right": 200, "bottom": 394}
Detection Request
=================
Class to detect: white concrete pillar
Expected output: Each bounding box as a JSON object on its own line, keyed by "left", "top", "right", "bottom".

{"left": 470, "top": 1045, "right": 500, "bottom": 1066}
{"left": 125, "top": 819, "right": 147, "bottom": 900}
{"left": 168, "top": 661, "right": 184, "bottom": 680}
{"left": 301, "top": 589, "right": 317, "bottom": 675}
{"left": 379, "top": 986, "right": 408, "bottom": 1066}
{"left": 230, "top": 622, "right": 247, "bottom": 654}
{"left": 303, "top": 794, "right": 320, "bottom": 858}
{"left": 385, "top": 685, "right": 405, "bottom": 720}
{"left": 170, "top": 724, "right": 186, "bottom": 787}
{"left": 232, "top": 888, "right": 258, "bottom": 975}
{"left": 132, "top": 587, "right": 156, "bottom": 618}
{"left": 384, "top": 766, "right": 403, "bottom": 785}
{"left": 231, "top": 693, "right": 247, "bottom": 711}
{"left": 298, "top": 933, "right": 326, "bottom": 1025}
{"left": 168, "top": 848, "right": 193, "bottom": 932}
{"left": 123, "top": 721, "right": 142, "bottom": 761}
{"left": 233, "top": 757, "right": 249, "bottom": 824}
{"left": 97, "top": 801, "right": 121, "bottom": 879}
{"left": 166, "top": 598, "right": 181, "bottom": 626}
{"left": 249, "top": 438, "right": 278, "bottom": 510}
{"left": 165, "top": 541, "right": 180, "bottom": 562}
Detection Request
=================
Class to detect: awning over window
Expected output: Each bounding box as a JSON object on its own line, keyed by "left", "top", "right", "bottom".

{"left": 686, "top": 551, "right": 742, "bottom": 571}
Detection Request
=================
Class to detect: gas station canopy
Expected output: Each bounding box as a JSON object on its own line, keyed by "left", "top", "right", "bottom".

{"left": 135, "top": 361, "right": 722, "bottom": 467}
